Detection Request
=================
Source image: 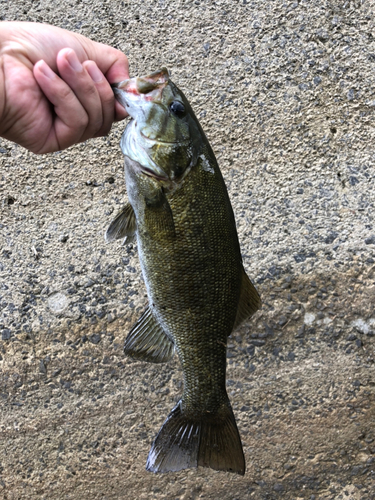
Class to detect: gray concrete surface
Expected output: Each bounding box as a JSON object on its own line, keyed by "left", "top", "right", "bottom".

{"left": 1, "top": 1, "right": 375, "bottom": 499}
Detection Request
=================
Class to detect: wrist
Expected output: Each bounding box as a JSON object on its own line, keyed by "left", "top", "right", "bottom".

{"left": 0, "top": 52, "right": 6, "bottom": 138}
{"left": 0, "top": 22, "right": 17, "bottom": 137}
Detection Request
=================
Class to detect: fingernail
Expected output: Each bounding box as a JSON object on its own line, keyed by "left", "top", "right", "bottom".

{"left": 65, "top": 50, "right": 83, "bottom": 72}
{"left": 86, "top": 63, "right": 103, "bottom": 83}
{"left": 37, "top": 60, "right": 56, "bottom": 79}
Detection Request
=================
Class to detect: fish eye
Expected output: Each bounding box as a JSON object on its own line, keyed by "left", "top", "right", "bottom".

{"left": 169, "top": 101, "right": 186, "bottom": 117}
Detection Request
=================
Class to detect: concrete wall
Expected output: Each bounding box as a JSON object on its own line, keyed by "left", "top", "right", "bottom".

{"left": 1, "top": 1, "right": 375, "bottom": 498}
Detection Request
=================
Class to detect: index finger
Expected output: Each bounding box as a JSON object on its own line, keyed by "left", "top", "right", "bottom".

{"left": 80, "top": 40, "right": 129, "bottom": 120}
{"left": 80, "top": 39, "right": 129, "bottom": 83}
{"left": 104, "top": 50, "right": 129, "bottom": 84}
{"left": 104, "top": 51, "right": 130, "bottom": 120}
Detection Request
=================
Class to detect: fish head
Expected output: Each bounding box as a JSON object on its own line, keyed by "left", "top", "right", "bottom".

{"left": 113, "top": 68, "right": 202, "bottom": 186}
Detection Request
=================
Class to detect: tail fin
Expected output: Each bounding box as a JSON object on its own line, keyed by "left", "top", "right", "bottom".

{"left": 146, "top": 400, "right": 245, "bottom": 475}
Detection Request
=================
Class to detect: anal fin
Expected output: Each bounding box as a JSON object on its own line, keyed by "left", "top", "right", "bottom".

{"left": 105, "top": 203, "right": 137, "bottom": 243}
{"left": 124, "top": 307, "right": 175, "bottom": 363}
{"left": 233, "top": 267, "right": 261, "bottom": 331}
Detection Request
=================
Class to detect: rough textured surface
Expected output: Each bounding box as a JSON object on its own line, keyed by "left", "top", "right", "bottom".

{"left": 1, "top": 1, "right": 375, "bottom": 499}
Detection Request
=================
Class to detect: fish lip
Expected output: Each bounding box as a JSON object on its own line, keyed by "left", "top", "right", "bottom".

{"left": 111, "top": 82, "right": 126, "bottom": 90}
{"left": 112, "top": 83, "right": 128, "bottom": 99}
{"left": 111, "top": 69, "right": 169, "bottom": 95}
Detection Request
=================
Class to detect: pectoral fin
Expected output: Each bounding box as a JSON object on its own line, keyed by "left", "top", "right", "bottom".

{"left": 232, "top": 267, "right": 261, "bottom": 331}
{"left": 105, "top": 203, "right": 137, "bottom": 243}
{"left": 144, "top": 190, "right": 176, "bottom": 238}
{"left": 124, "top": 307, "right": 175, "bottom": 363}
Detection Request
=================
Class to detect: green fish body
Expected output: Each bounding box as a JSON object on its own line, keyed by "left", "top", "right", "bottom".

{"left": 108, "top": 69, "right": 261, "bottom": 475}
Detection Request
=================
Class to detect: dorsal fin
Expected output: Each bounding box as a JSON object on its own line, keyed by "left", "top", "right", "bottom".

{"left": 233, "top": 267, "right": 261, "bottom": 331}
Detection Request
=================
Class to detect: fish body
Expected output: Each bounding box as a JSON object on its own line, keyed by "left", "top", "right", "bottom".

{"left": 107, "top": 69, "right": 261, "bottom": 475}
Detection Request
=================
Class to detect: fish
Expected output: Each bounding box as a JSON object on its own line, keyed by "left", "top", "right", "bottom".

{"left": 107, "top": 68, "right": 261, "bottom": 475}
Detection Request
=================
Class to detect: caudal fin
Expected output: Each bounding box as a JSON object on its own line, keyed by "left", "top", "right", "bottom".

{"left": 146, "top": 400, "right": 245, "bottom": 475}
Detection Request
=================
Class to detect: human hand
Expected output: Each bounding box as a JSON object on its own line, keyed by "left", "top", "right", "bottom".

{"left": 0, "top": 22, "right": 129, "bottom": 153}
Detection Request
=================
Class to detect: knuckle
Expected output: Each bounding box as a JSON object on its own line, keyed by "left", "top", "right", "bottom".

{"left": 82, "top": 115, "right": 103, "bottom": 140}
{"left": 92, "top": 118, "right": 104, "bottom": 134}
{"left": 119, "top": 51, "right": 129, "bottom": 65}
{"left": 77, "top": 112, "right": 89, "bottom": 130}
{"left": 100, "top": 86, "right": 115, "bottom": 104}
{"left": 58, "top": 85, "right": 74, "bottom": 101}
{"left": 94, "top": 122, "right": 112, "bottom": 138}
{"left": 81, "top": 81, "right": 98, "bottom": 99}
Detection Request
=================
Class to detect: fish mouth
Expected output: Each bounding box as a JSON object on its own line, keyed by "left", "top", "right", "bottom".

{"left": 112, "top": 68, "right": 170, "bottom": 107}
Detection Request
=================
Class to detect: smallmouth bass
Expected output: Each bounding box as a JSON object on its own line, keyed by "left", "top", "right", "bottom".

{"left": 108, "top": 68, "right": 261, "bottom": 475}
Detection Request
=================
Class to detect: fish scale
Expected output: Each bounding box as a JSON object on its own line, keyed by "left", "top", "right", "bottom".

{"left": 141, "top": 159, "right": 240, "bottom": 414}
{"left": 107, "top": 68, "right": 261, "bottom": 474}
